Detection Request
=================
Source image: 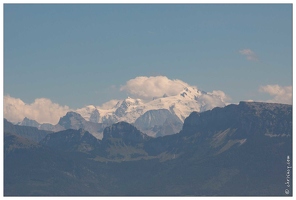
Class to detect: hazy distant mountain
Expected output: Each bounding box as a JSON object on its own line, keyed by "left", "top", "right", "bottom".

{"left": 4, "top": 102, "right": 292, "bottom": 196}
{"left": 4, "top": 119, "right": 51, "bottom": 142}
{"left": 17, "top": 117, "right": 40, "bottom": 127}
{"left": 16, "top": 112, "right": 107, "bottom": 139}
{"left": 134, "top": 109, "right": 183, "bottom": 137}
{"left": 56, "top": 111, "right": 107, "bottom": 139}
{"left": 18, "top": 117, "right": 63, "bottom": 132}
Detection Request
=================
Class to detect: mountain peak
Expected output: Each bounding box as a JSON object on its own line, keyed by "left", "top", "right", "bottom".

{"left": 56, "top": 111, "right": 105, "bottom": 139}
{"left": 73, "top": 85, "right": 228, "bottom": 135}
{"left": 114, "top": 98, "right": 143, "bottom": 118}
{"left": 23, "top": 117, "right": 30, "bottom": 121}
{"left": 103, "top": 122, "right": 148, "bottom": 143}
{"left": 19, "top": 117, "right": 40, "bottom": 127}
{"left": 180, "top": 86, "right": 200, "bottom": 96}
{"left": 89, "top": 109, "right": 100, "bottom": 123}
{"left": 65, "top": 111, "right": 84, "bottom": 117}
{"left": 58, "top": 111, "right": 85, "bottom": 129}
{"left": 40, "top": 128, "right": 99, "bottom": 152}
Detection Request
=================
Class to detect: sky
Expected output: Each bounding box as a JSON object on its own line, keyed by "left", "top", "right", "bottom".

{"left": 3, "top": 4, "right": 293, "bottom": 122}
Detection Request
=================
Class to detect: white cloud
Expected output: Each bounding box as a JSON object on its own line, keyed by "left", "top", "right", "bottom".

{"left": 98, "top": 99, "right": 121, "bottom": 109}
{"left": 197, "top": 90, "right": 231, "bottom": 111}
{"left": 4, "top": 95, "right": 70, "bottom": 124}
{"left": 120, "top": 76, "right": 193, "bottom": 101}
{"left": 239, "top": 49, "right": 258, "bottom": 61}
{"left": 210, "top": 90, "right": 232, "bottom": 103}
{"left": 259, "top": 84, "right": 292, "bottom": 104}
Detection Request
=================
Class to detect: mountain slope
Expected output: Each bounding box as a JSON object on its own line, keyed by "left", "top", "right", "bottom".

{"left": 18, "top": 117, "right": 63, "bottom": 132}
{"left": 134, "top": 109, "right": 183, "bottom": 137}
{"left": 76, "top": 86, "right": 227, "bottom": 124}
{"left": 4, "top": 132, "right": 112, "bottom": 196}
{"left": 13, "top": 86, "right": 228, "bottom": 138}
{"left": 4, "top": 101, "right": 292, "bottom": 196}
{"left": 72, "top": 86, "right": 227, "bottom": 137}
{"left": 40, "top": 129, "right": 100, "bottom": 153}
{"left": 56, "top": 111, "right": 107, "bottom": 139}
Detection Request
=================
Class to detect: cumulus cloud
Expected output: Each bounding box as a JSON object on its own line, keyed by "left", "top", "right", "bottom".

{"left": 259, "top": 84, "right": 292, "bottom": 104}
{"left": 197, "top": 90, "right": 231, "bottom": 111}
{"left": 4, "top": 95, "right": 70, "bottom": 124}
{"left": 4, "top": 76, "right": 232, "bottom": 124}
{"left": 239, "top": 49, "right": 258, "bottom": 61}
{"left": 210, "top": 90, "right": 232, "bottom": 103}
{"left": 120, "top": 76, "right": 193, "bottom": 101}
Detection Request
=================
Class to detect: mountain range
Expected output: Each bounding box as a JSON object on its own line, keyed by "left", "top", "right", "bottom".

{"left": 16, "top": 86, "right": 227, "bottom": 138}
{"left": 17, "top": 111, "right": 106, "bottom": 139}
{"left": 4, "top": 101, "right": 292, "bottom": 196}
{"left": 76, "top": 86, "right": 227, "bottom": 123}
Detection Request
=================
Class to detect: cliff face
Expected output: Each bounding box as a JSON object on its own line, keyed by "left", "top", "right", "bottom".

{"left": 181, "top": 101, "right": 292, "bottom": 138}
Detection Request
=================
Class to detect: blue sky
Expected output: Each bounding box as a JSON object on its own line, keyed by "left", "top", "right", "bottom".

{"left": 4, "top": 4, "right": 292, "bottom": 109}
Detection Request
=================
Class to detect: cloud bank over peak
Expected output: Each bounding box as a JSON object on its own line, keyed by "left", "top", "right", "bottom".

{"left": 98, "top": 99, "right": 121, "bottom": 110}
{"left": 120, "top": 76, "right": 194, "bottom": 101}
{"left": 259, "top": 84, "right": 292, "bottom": 104}
{"left": 3, "top": 76, "right": 232, "bottom": 124}
{"left": 210, "top": 90, "right": 232, "bottom": 103}
{"left": 4, "top": 95, "right": 70, "bottom": 124}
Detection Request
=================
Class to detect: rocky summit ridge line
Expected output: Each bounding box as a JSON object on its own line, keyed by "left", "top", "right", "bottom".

{"left": 76, "top": 86, "right": 227, "bottom": 124}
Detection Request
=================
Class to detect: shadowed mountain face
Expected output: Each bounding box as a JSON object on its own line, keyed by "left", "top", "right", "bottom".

{"left": 4, "top": 132, "right": 112, "bottom": 196}
{"left": 103, "top": 122, "right": 149, "bottom": 143}
{"left": 4, "top": 119, "right": 51, "bottom": 142}
{"left": 4, "top": 102, "right": 292, "bottom": 196}
{"left": 56, "top": 112, "right": 107, "bottom": 139}
{"left": 134, "top": 109, "right": 183, "bottom": 137}
{"left": 40, "top": 129, "right": 101, "bottom": 153}
{"left": 182, "top": 101, "right": 292, "bottom": 138}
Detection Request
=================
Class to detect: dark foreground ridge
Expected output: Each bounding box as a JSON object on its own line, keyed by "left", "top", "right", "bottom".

{"left": 4, "top": 101, "right": 292, "bottom": 196}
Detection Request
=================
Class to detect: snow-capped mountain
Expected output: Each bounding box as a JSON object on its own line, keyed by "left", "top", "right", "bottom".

{"left": 76, "top": 105, "right": 97, "bottom": 121}
{"left": 76, "top": 86, "right": 227, "bottom": 125}
{"left": 16, "top": 86, "right": 227, "bottom": 138}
